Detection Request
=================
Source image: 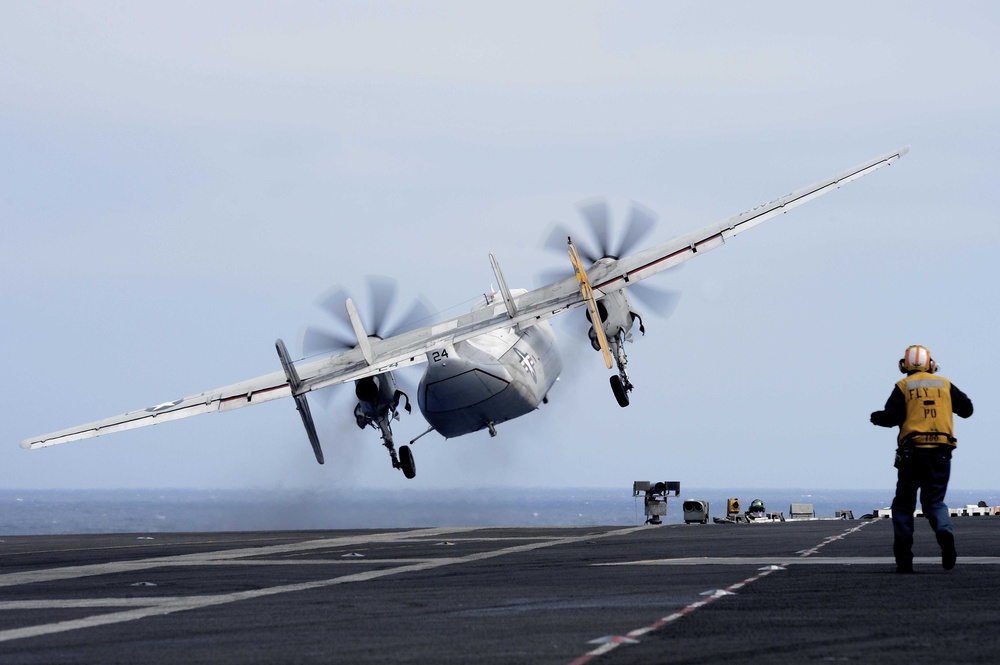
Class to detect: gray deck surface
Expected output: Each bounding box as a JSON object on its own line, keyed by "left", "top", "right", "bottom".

{"left": 2, "top": 517, "right": 999, "bottom": 664}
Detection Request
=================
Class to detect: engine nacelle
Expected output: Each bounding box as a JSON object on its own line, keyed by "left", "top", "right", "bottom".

{"left": 355, "top": 375, "right": 380, "bottom": 403}
{"left": 353, "top": 370, "right": 408, "bottom": 427}
{"left": 586, "top": 289, "right": 642, "bottom": 347}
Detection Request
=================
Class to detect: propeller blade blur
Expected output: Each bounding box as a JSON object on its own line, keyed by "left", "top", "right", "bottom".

{"left": 629, "top": 283, "right": 681, "bottom": 318}
{"left": 300, "top": 327, "right": 356, "bottom": 358}
{"left": 366, "top": 277, "right": 397, "bottom": 338}
{"left": 577, "top": 198, "right": 611, "bottom": 261}
{"left": 618, "top": 201, "right": 657, "bottom": 257}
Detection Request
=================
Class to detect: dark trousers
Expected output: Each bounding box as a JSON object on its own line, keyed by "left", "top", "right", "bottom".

{"left": 891, "top": 447, "right": 953, "bottom": 559}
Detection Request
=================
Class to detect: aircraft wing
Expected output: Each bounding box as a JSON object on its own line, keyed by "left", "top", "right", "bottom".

{"left": 21, "top": 372, "right": 293, "bottom": 449}
{"left": 584, "top": 145, "right": 909, "bottom": 297}
{"left": 20, "top": 280, "right": 589, "bottom": 450}
{"left": 20, "top": 146, "right": 907, "bottom": 451}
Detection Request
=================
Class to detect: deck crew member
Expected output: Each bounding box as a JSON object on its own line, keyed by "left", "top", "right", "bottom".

{"left": 870, "top": 345, "right": 973, "bottom": 574}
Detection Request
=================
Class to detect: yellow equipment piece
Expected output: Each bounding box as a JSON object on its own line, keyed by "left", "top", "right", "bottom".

{"left": 568, "top": 238, "right": 613, "bottom": 369}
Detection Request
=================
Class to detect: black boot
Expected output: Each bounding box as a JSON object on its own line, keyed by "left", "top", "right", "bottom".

{"left": 937, "top": 531, "right": 957, "bottom": 570}
{"left": 894, "top": 536, "right": 914, "bottom": 574}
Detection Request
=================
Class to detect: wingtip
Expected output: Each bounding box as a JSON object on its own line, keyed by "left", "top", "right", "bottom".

{"left": 898, "top": 145, "right": 910, "bottom": 157}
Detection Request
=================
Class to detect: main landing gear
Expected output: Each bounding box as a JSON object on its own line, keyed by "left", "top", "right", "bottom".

{"left": 382, "top": 422, "right": 417, "bottom": 479}
{"left": 395, "top": 444, "right": 416, "bottom": 479}
{"left": 608, "top": 329, "right": 633, "bottom": 408}
{"left": 356, "top": 388, "right": 418, "bottom": 479}
{"left": 610, "top": 374, "right": 630, "bottom": 408}
{"left": 381, "top": 422, "right": 416, "bottom": 479}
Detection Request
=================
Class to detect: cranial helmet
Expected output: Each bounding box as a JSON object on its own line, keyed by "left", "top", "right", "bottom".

{"left": 899, "top": 345, "right": 937, "bottom": 373}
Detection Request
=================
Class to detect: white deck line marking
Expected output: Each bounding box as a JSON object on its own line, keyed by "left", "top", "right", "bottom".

{"left": 0, "top": 525, "right": 646, "bottom": 644}
{"left": 49, "top": 557, "right": 457, "bottom": 567}
{"left": 568, "top": 520, "right": 879, "bottom": 665}
{"left": 0, "top": 599, "right": 191, "bottom": 610}
{"left": 0, "top": 526, "right": 477, "bottom": 589}
{"left": 596, "top": 556, "right": 1000, "bottom": 566}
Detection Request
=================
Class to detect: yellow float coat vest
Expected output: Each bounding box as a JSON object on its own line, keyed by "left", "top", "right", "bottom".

{"left": 896, "top": 371, "right": 956, "bottom": 448}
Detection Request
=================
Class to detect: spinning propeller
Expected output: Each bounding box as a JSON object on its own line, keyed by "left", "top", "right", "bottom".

{"left": 301, "top": 277, "right": 434, "bottom": 357}
{"left": 542, "top": 199, "right": 681, "bottom": 317}
{"left": 545, "top": 198, "right": 657, "bottom": 261}
{"left": 543, "top": 198, "right": 686, "bottom": 408}
{"left": 299, "top": 277, "right": 434, "bottom": 479}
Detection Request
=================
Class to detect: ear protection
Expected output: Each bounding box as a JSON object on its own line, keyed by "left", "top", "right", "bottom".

{"left": 899, "top": 345, "right": 937, "bottom": 373}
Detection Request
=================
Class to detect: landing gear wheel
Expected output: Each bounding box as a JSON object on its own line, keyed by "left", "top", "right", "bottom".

{"left": 399, "top": 445, "right": 416, "bottom": 479}
{"left": 610, "top": 375, "right": 630, "bottom": 407}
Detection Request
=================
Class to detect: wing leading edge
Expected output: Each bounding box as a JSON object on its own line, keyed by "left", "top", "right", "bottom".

{"left": 20, "top": 146, "right": 908, "bottom": 451}
{"left": 586, "top": 146, "right": 909, "bottom": 297}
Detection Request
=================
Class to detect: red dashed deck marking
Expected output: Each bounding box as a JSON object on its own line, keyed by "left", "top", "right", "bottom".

{"left": 568, "top": 520, "right": 878, "bottom": 664}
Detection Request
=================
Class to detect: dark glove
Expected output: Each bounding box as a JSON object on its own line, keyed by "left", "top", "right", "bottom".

{"left": 870, "top": 410, "right": 893, "bottom": 427}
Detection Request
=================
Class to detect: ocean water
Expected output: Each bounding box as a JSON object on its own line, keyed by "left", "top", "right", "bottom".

{"left": 2, "top": 487, "right": 998, "bottom": 536}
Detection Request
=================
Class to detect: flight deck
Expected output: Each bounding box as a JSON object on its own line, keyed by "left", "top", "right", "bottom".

{"left": 2, "top": 517, "right": 999, "bottom": 664}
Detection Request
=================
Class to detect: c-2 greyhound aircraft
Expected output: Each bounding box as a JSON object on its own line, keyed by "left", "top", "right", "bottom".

{"left": 21, "top": 147, "right": 909, "bottom": 478}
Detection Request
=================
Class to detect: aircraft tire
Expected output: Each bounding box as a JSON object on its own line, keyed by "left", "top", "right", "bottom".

{"left": 399, "top": 445, "right": 416, "bottom": 479}
{"left": 610, "top": 375, "right": 629, "bottom": 408}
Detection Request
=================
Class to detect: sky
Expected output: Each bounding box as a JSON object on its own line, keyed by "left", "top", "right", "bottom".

{"left": 3, "top": 2, "right": 998, "bottom": 494}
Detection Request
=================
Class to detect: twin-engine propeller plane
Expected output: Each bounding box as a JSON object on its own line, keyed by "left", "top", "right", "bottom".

{"left": 21, "top": 147, "right": 909, "bottom": 478}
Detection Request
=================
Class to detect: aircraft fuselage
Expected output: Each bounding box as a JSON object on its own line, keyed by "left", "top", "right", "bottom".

{"left": 417, "top": 319, "right": 562, "bottom": 438}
